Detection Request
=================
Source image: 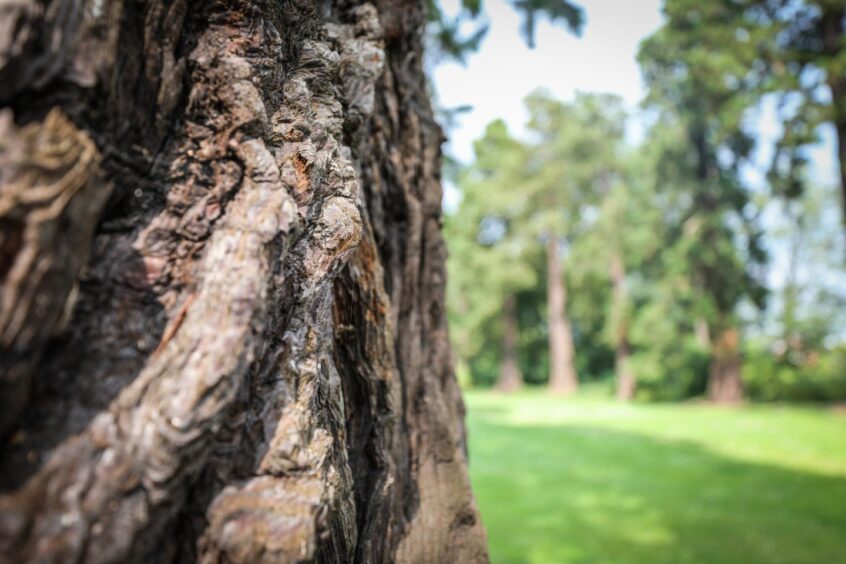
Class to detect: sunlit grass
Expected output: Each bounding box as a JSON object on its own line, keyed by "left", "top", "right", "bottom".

{"left": 465, "top": 389, "right": 846, "bottom": 564}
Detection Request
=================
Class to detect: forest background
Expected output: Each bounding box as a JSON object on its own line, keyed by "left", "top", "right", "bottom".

{"left": 437, "top": 0, "right": 846, "bottom": 403}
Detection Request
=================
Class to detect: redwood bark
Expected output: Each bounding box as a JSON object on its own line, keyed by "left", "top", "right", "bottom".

{"left": 610, "top": 253, "right": 634, "bottom": 401}
{"left": 496, "top": 294, "right": 522, "bottom": 393}
{"left": 820, "top": 5, "right": 846, "bottom": 225}
{"left": 707, "top": 325, "right": 744, "bottom": 404}
{"left": 0, "top": 1, "right": 487, "bottom": 562}
{"left": 546, "top": 236, "right": 578, "bottom": 394}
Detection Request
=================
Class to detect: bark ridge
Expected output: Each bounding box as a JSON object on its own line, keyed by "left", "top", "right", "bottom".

{"left": 0, "top": 1, "right": 487, "bottom": 562}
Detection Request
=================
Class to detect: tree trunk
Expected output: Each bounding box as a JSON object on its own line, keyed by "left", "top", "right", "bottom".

{"left": 496, "top": 294, "right": 523, "bottom": 393}
{"left": 695, "top": 318, "right": 712, "bottom": 350}
{"left": 820, "top": 5, "right": 846, "bottom": 226}
{"left": 610, "top": 253, "right": 634, "bottom": 401}
{"left": 615, "top": 340, "right": 635, "bottom": 401}
{"left": 0, "top": 1, "right": 487, "bottom": 562}
{"left": 707, "top": 325, "right": 744, "bottom": 404}
{"left": 546, "top": 237, "right": 578, "bottom": 394}
{"left": 833, "top": 109, "right": 846, "bottom": 227}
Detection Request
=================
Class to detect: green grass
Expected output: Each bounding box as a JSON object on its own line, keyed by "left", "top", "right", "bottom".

{"left": 464, "top": 389, "right": 846, "bottom": 564}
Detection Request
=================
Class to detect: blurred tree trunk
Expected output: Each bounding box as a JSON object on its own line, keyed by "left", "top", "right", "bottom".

{"left": 0, "top": 1, "right": 488, "bottom": 562}
{"left": 610, "top": 253, "right": 634, "bottom": 401}
{"left": 707, "top": 325, "right": 743, "bottom": 404}
{"left": 546, "top": 237, "right": 578, "bottom": 394}
{"left": 819, "top": 4, "right": 846, "bottom": 225}
{"left": 496, "top": 294, "right": 522, "bottom": 393}
{"left": 695, "top": 318, "right": 712, "bottom": 350}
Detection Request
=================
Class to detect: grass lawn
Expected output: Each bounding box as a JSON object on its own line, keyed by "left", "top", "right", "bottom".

{"left": 464, "top": 389, "right": 846, "bottom": 564}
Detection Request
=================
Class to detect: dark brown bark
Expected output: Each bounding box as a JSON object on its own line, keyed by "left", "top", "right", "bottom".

{"left": 615, "top": 341, "right": 635, "bottom": 402}
{"left": 610, "top": 253, "right": 634, "bottom": 401}
{"left": 833, "top": 110, "right": 846, "bottom": 226}
{"left": 546, "top": 236, "right": 578, "bottom": 395}
{"left": 496, "top": 294, "right": 522, "bottom": 393}
{"left": 0, "top": 1, "right": 487, "bottom": 562}
{"left": 707, "top": 325, "right": 744, "bottom": 404}
{"left": 820, "top": 5, "right": 846, "bottom": 225}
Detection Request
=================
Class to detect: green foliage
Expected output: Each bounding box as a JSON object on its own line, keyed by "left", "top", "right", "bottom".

{"left": 447, "top": 93, "right": 628, "bottom": 388}
{"left": 446, "top": 120, "right": 540, "bottom": 386}
{"left": 445, "top": 2, "right": 846, "bottom": 400}
{"left": 426, "top": 0, "right": 584, "bottom": 63}
{"left": 743, "top": 346, "right": 846, "bottom": 402}
{"left": 641, "top": 0, "right": 845, "bottom": 205}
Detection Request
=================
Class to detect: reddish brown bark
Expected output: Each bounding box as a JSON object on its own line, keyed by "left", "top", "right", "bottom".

{"left": 610, "top": 253, "right": 635, "bottom": 401}
{"left": 546, "top": 236, "right": 578, "bottom": 395}
{"left": 0, "top": 1, "right": 487, "bottom": 562}
{"left": 496, "top": 294, "right": 523, "bottom": 393}
{"left": 707, "top": 326, "right": 744, "bottom": 404}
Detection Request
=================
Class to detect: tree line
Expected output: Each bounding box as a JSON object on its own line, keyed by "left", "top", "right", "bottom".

{"left": 446, "top": 0, "right": 846, "bottom": 403}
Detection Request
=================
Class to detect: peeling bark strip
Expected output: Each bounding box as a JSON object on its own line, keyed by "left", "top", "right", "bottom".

{"left": 0, "top": 1, "right": 487, "bottom": 563}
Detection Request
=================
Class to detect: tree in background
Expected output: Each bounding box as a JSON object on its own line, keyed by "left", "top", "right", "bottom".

{"left": 448, "top": 92, "right": 628, "bottom": 394}
{"left": 743, "top": 181, "right": 846, "bottom": 402}
{"left": 569, "top": 169, "right": 661, "bottom": 400}
{"left": 523, "top": 92, "right": 627, "bottom": 394}
{"left": 0, "top": 0, "right": 598, "bottom": 558}
{"left": 447, "top": 121, "right": 537, "bottom": 391}
{"left": 640, "top": 1, "right": 845, "bottom": 222}
{"left": 426, "top": 0, "right": 584, "bottom": 62}
{"left": 639, "top": 6, "right": 769, "bottom": 403}
{"left": 443, "top": 1, "right": 846, "bottom": 405}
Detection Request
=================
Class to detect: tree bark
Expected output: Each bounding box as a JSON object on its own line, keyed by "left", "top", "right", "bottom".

{"left": 695, "top": 318, "right": 712, "bottom": 350}
{"left": 707, "top": 325, "right": 744, "bottom": 404}
{"left": 610, "top": 253, "right": 634, "bottom": 401}
{"left": 820, "top": 4, "right": 846, "bottom": 226}
{"left": 0, "top": 1, "right": 487, "bottom": 562}
{"left": 546, "top": 237, "right": 578, "bottom": 394}
{"left": 496, "top": 294, "right": 522, "bottom": 393}
{"left": 615, "top": 340, "right": 635, "bottom": 401}
{"left": 832, "top": 105, "right": 846, "bottom": 227}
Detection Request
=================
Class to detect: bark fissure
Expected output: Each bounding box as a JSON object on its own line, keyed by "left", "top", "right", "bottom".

{"left": 0, "top": 0, "right": 487, "bottom": 562}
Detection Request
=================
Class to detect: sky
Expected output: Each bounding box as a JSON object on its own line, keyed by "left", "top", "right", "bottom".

{"left": 432, "top": 0, "right": 664, "bottom": 164}
{"left": 431, "top": 0, "right": 837, "bottom": 186}
{"left": 431, "top": 0, "right": 844, "bottom": 333}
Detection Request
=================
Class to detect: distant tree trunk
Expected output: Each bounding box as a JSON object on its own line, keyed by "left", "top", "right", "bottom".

{"left": 496, "top": 294, "right": 523, "bottom": 393}
{"left": 820, "top": 4, "right": 846, "bottom": 225}
{"left": 832, "top": 107, "right": 846, "bottom": 227}
{"left": 707, "top": 325, "right": 744, "bottom": 403}
{"left": 546, "top": 237, "right": 578, "bottom": 394}
{"left": 610, "top": 253, "right": 634, "bottom": 401}
{"left": 0, "top": 1, "right": 487, "bottom": 562}
{"left": 615, "top": 340, "right": 636, "bottom": 401}
{"left": 695, "top": 318, "right": 712, "bottom": 350}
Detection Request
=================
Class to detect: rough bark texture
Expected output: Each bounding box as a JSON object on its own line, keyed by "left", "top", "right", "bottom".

{"left": 0, "top": 1, "right": 487, "bottom": 562}
{"left": 546, "top": 237, "right": 577, "bottom": 395}
{"left": 707, "top": 326, "right": 743, "bottom": 404}
{"left": 495, "top": 294, "right": 522, "bottom": 393}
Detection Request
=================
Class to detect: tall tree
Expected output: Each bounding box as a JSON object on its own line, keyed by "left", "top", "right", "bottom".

{"left": 447, "top": 120, "right": 537, "bottom": 391}
{"left": 570, "top": 175, "right": 659, "bottom": 400}
{"left": 643, "top": 1, "right": 846, "bottom": 222}
{"left": 640, "top": 13, "right": 769, "bottom": 402}
{"left": 521, "top": 92, "right": 627, "bottom": 394}
{"left": 0, "top": 1, "right": 496, "bottom": 561}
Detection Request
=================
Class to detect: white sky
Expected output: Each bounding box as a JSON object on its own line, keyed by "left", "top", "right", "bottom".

{"left": 431, "top": 0, "right": 837, "bottom": 188}
{"left": 432, "top": 0, "right": 664, "bottom": 164}
{"left": 431, "top": 0, "right": 843, "bottom": 334}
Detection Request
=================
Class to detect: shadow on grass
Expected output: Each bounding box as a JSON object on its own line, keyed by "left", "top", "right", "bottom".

{"left": 468, "top": 412, "right": 846, "bottom": 564}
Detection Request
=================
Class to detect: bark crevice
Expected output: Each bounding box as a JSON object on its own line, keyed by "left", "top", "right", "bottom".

{"left": 0, "top": 1, "right": 487, "bottom": 562}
